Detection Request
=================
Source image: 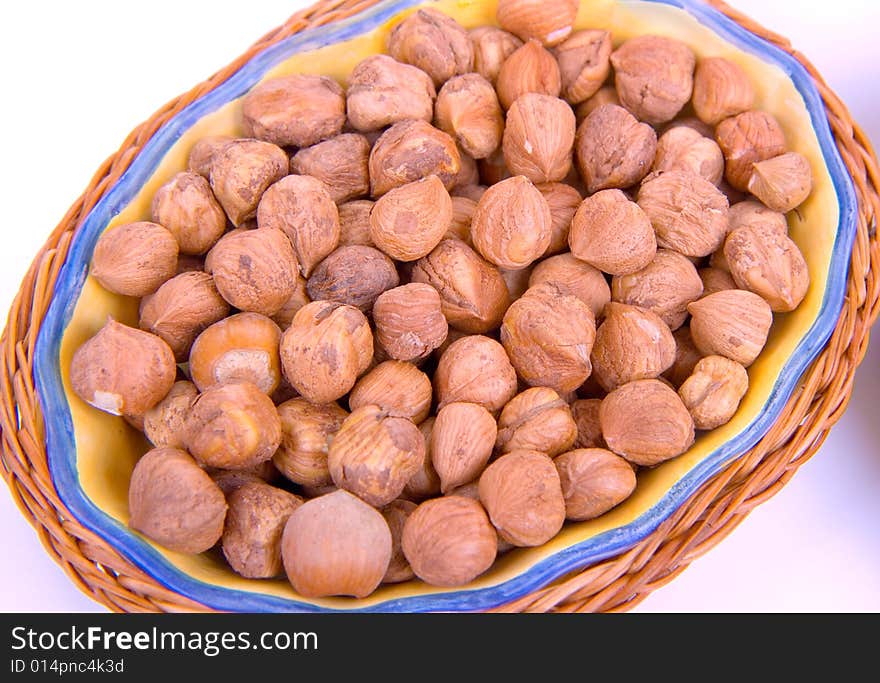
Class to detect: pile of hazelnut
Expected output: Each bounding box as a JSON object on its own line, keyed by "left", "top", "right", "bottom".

{"left": 70, "top": 0, "right": 811, "bottom": 599}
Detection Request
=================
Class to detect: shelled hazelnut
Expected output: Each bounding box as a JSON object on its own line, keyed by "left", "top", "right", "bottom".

{"left": 290, "top": 133, "right": 371, "bottom": 204}
{"left": 346, "top": 54, "right": 436, "bottom": 131}
{"left": 496, "top": 39, "right": 562, "bottom": 110}
{"left": 528, "top": 253, "right": 610, "bottom": 318}
{"left": 687, "top": 290, "right": 773, "bottom": 366}
{"left": 652, "top": 126, "right": 724, "bottom": 185}
{"left": 372, "top": 283, "right": 448, "bottom": 362}
{"left": 91, "top": 222, "right": 179, "bottom": 297}
{"left": 496, "top": 387, "right": 576, "bottom": 456}
{"left": 496, "top": 0, "right": 579, "bottom": 47}
{"left": 431, "top": 402, "right": 498, "bottom": 492}
{"left": 536, "top": 182, "right": 581, "bottom": 256}
{"left": 143, "top": 380, "right": 198, "bottom": 449}
{"left": 306, "top": 245, "right": 400, "bottom": 312}
{"left": 187, "top": 136, "right": 232, "bottom": 178}
{"left": 404, "top": 417, "right": 442, "bottom": 500}
{"left": 337, "top": 200, "right": 375, "bottom": 247}
{"left": 388, "top": 8, "right": 473, "bottom": 87}
{"left": 435, "top": 73, "right": 504, "bottom": 159}
{"left": 502, "top": 94, "right": 576, "bottom": 184}
{"left": 678, "top": 355, "right": 749, "bottom": 430}
{"left": 369, "top": 120, "right": 461, "bottom": 196}
{"left": 555, "top": 448, "right": 637, "bottom": 521}
{"left": 570, "top": 398, "right": 606, "bottom": 449}
{"left": 434, "top": 335, "right": 518, "bottom": 413}
{"left": 273, "top": 398, "right": 348, "bottom": 488}
{"left": 151, "top": 172, "right": 227, "bottom": 255}
{"left": 209, "top": 139, "right": 288, "bottom": 226}
{"left": 692, "top": 57, "right": 755, "bottom": 125}
{"left": 663, "top": 326, "right": 705, "bottom": 388}
{"left": 553, "top": 29, "right": 612, "bottom": 104}
{"left": 349, "top": 361, "right": 433, "bottom": 424}
{"left": 715, "top": 110, "right": 786, "bottom": 191}
{"left": 470, "top": 26, "right": 522, "bottom": 84}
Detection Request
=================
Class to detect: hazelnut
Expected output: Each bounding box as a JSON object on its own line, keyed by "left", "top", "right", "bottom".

{"left": 692, "top": 57, "right": 755, "bottom": 125}
{"left": 448, "top": 195, "right": 477, "bottom": 243}
{"left": 435, "top": 73, "right": 504, "bottom": 159}
{"left": 242, "top": 74, "right": 345, "bottom": 147}
{"left": 479, "top": 450, "right": 566, "bottom": 547}
{"left": 91, "top": 222, "right": 179, "bottom": 297}
{"left": 715, "top": 110, "right": 786, "bottom": 191}
{"left": 496, "top": 0, "right": 579, "bottom": 47}
{"left": 478, "top": 148, "right": 512, "bottom": 186}
{"left": 553, "top": 30, "right": 612, "bottom": 104}
{"left": 471, "top": 176, "right": 552, "bottom": 270}
{"left": 369, "top": 120, "right": 461, "bottom": 196}
{"left": 306, "top": 245, "right": 399, "bottom": 312}
{"left": 346, "top": 54, "right": 436, "bottom": 131}
{"left": 555, "top": 448, "right": 637, "bottom": 521}
{"left": 373, "top": 283, "right": 448, "bottom": 362}
{"left": 381, "top": 500, "right": 417, "bottom": 583}
{"left": 496, "top": 387, "right": 576, "bottom": 456}
{"left": 637, "top": 170, "right": 729, "bottom": 258}
{"left": 570, "top": 398, "right": 606, "bottom": 449}
{"left": 280, "top": 301, "right": 373, "bottom": 404}
{"left": 328, "top": 404, "right": 425, "bottom": 507}
{"left": 610, "top": 35, "right": 696, "bottom": 126}
{"left": 70, "top": 319, "right": 176, "bottom": 417}
{"left": 431, "top": 402, "right": 497, "bottom": 493}
{"left": 210, "top": 469, "right": 268, "bottom": 498}
{"left": 574, "top": 85, "right": 619, "bottom": 123}
{"left": 434, "top": 335, "right": 517, "bottom": 413}
{"left": 687, "top": 290, "right": 773, "bottom": 366}
{"left": 281, "top": 490, "right": 391, "bottom": 598}
{"left": 679, "top": 355, "right": 749, "bottom": 430}
{"left": 273, "top": 398, "right": 348, "bottom": 488}
{"left": 451, "top": 150, "right": 481, "bottom": 188}
{"left": 187, "top": 135, "right": 232, "bottom": 178}
{"left": 401, "top": 496, "right": 497, "bottom": 586}
{"left": 599, "top": 379, "right": 695, "bottom": 466}
{"left": 387, "top": 8, "right": 473, "bottom": 87}
{"left": 140, "top": 381, "right": 196, "bottom": 450}
{"left": 496, "top": 39, "right": 562, "bottom": 110}
{"left": 349, "top": 361, "right": 433, "bottom": 424}
{"left": 290, "top": 134, "right": 371, "bottom": 204}
{"left": 151, "top": 172, "right": 227, "bottom": 255}
{"left": 270, "top": 275, "right": 311, "bottom": 329}
{"left": 502, "top": 94, "right": 576, "bottom": 184}
{"left": 404, "top": 417, "right": 442, "bottom": 500}
{"left": 337, "top": 200, "right": 375, "bottom": 247}
{"left": 575, "top": 104, "right": 657, "bottom": 193}
{"left": 528, "top": 253, "right": 610, "bottom": 318}
{"left": 728, "top": 200, "right": 788, "bottom": 235}
{"left": 184, "top": 381, "right": 282, "bottom": 470}
{"left": 128, "top": 447, "right": 227, "bottom": 554}
{"left": 698, "top": 266, "right": 738, "bottom": 297}
{"left": 652, "top": 126, "right": 724, "bottom": 185}
{"left": 663, "top": 326, "right": 705, "bottom": 388}
{"left": 470, "top": 26, "right": 522, "bottom": 84}
{"left": 747, "top": 152, "right": 813, "bottom": 213}
{"left": 536, "top": 182, "right": 581, "bottom": 256}
{"left": 209, "top": 138, "right": 288, "bottom": 226}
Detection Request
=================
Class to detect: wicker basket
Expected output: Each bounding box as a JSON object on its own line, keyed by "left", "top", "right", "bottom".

{"left": 1, "top": 0, "right": 877, "bottom": 613}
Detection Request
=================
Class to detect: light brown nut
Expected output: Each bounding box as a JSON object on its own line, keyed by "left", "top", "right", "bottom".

{"left": 282, "top": 490, "right": 391, "bottom": 598}
{"left": 652, "top": 126, "right": 724, "bottom": 185}
{"left": 369, "top": 120, "right": 461, "bottom": 197}
{"left": 270, "top": 275, "right": 311, "bottom": 330}
{"left": 387, "top": 8, "right": 472, "bottom": 86}
{"left": 209, "top": 139, "right": 288, "bottom": 226}
{"left": 434, "top": 335, "right": 518, "bottom": 412}
{"left": 471, "top": 175, "right": 552, "bottom": 270}
{"left": 349, "top": 361, "right": 432, "bottom": 424}
{"left": 151, "top": 172, "right": 227, "bottom": 255}
{"left": 272, "top": 398, "right": 348, "bottom": 488}
{"left": 346, "top": 54, "right": 436, "bottom": 131}
{"left": 663, "top": 326, "right": 705, "bottom": 388}
{"left": 289, "top": 134, "right": 371, "bottom": 204}
{"left": 553, "top": 29, "right": 612, "bottom": 104}
{"left": 528, "top": 253, "right": 610, "bottom": 319}
{"left": 435, "top": 73, "right": 504, "bottom": 159}
{"left": 187, "top": 136, "right": 233, "bottom": 178}
{"left": 687, "top": 289, "right": 773, "bottom": 366}
{"left": 496, "top": 0, "right": 579, "bottom": 46}
{"left": 698, "top": 267, "right": 738, "bottom": 297}
{"left": 479, "top": 450, "right": 565, "bottom": 546}
{"left": 724, "top": 224, "right": 809, "bottom": 312}
{"left": 306, "top": 245, "right": 399, "bottom": 313}
{"left": 747, "top": 152, "right": 813, "bottom": 213}
{"left": 599, "top": 379, "right": 695, "bottom": 466}
{"left": 570, "top": 398, "right": 606, "bottom": 449}
{"left": 715, "top": 110, "right": 786, "bottom": 191}
{"left": 496, "top": 39, "right": 562, "bottom": 110}
{"left": 139, "top": 271, "right": 230, "bottom": 362}
{"left": 337, "top": 200, "right": 375, "bottom": 247}
{"left": 328, "top": 404, "right": 426, "bottom": 507}
{"left": 502, "top": 94, "right": 575, "bottom": 184}
{"left": 536, "top": 182, "right": 581, "bottom": 256}
{"left": 500, "top": 282, "right": 596, "bottom": 394}
{"left": 555, "top": 448, "right": 636, "bottom": 521}
{"left": 432, "top": 402, "right": 498, "bottom": 492}
{"left": 71, "top": 319, "right": 176, "bottom": 417}
{"left": 381, "top": 500, "right": 417, "bottom": 584}
{"left": 470, "top": 26, "right": 522, "bottom": 83}
{"left": 91, "top": 222, "right": 178, "bottom": 297}
{"left": 128, "top": 447, "right": 227, "bottom": 554}
{"left": 242, "top": 74, "right": 345, "bottom": 147}
{"left": 402, "top": 496, "right": 497, "bottom": 586}
{"left": 373, "top": 283, "right": 448, "bottom": 362}
{"left": 574, "top": 104, "right": 657, "bottom": 193}
{"left": 637, "top": 170, "right": 729, "bottom": 258}
{"left": 496, "top": 387, "right": 576, "bottom": 456}
{"left": 728, "top": 200, "right": 788, "bottom": 235}
{"left": 448, "top": 195, "right": 477, "bottom": 243}
{"left": 143, "top": 380, "right": 198, "bottom": 449}
{"left": 405, "top": 417, "right": 442, "bottom": 500}
{"left": 692, "top": 57, "right": 755, "bottom": 125}
{"left": 678, "top": 355, "right": 749, "bottom": 430}
{"left": 189, "top": 312, "right": 281, "bottom": 395}
{"left": 574, "top": 85, "right": 619, "bottom": 123}
{"left": 610, "top": 35, "right": 696, "bottom": 126}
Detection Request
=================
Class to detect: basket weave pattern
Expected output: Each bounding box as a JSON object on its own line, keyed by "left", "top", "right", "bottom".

{"left": 0, "top": 0, "right": 877, "bottom": 613}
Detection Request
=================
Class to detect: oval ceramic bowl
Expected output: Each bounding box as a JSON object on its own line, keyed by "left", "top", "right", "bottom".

{"left": 34, "top": 0, "right": 857, "bottom": 612}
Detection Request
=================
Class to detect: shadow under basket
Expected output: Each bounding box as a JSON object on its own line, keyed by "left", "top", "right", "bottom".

{"left": 1, "top": 0, "right": 879, "bottom": 613}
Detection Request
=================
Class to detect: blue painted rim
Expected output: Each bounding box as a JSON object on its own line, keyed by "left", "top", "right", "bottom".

{"left": 33, "top": 0, "right": 859, "bottom": 612}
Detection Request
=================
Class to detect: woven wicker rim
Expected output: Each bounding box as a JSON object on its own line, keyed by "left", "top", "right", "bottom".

{"left": 1, "top": 0, "right": 877, "bottom": 613}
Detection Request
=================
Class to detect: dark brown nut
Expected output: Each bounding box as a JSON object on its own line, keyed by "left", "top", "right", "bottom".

{"left": 242, "top": 74, "right": 345, "bottom": 147}
{"left": 431, "top": 402, "right": 497, "bottom": 492}
{"left": 388, "top": 8, "right": 472, "bottom": 86}
{"left": 452, "top": 185, "right": 487, "bottom": 206}
{"left": 435, "top": 73, "right": 504, "bottom": 159}
{"left": 257, "top": 174, "right": 340, "bottom": 277}
{"left": 451, "top": 150, "right": 481, "bottom": 189}
{"left": 496, "top": 0, "right": 579, "bottom": 46}
{"left": 652, "top": 126, "right": 724, "bottom": 185}
{"left": 209, "top": 139, "right": 289, "bottom": 226}
{"left": 500, "top": 283, "right": 596, "bottom": 394}
{"left": 571, "top": 398, "right": 606, "bottom": 449}
{"left": 151, "top": 172, "right": 227, "bottom": 255}
{"left": 402, "top": 496, "right": 497, "bottom": 586}
{"left": 663, "top": 326, "right": 704, "bottom": 388}
{"left": 499, "top": 266, "right": 533, "bottom": 301}
{"left": 496, "top": 387, "right": 576, "bottom": 456}
{"left": 306, "top": 245, "right": 399, "bottom": 312}
{"left": 434, "top": 335, "right": 518, "bottom": 412}
{"left": 373, "top": 283, "right": 448, "bottom": 362}
{"left": 478, "top": 148, "right": 512, "bottom": 186}
{"left": 369, "top": 120, "right": 461, "bottom": 196}
{"left": 381, "top": 500, "right": 417, "bottom": 583}
{"left": 71, "top": 319, "right": 176, "bottom": 417}
{"left": 270, "top": 275, "right": 311, "bottom": 330}
{"left": 569, "top": 189, "right": 656, "bottom": 275}
{"left": 337, "top": 200, "right": 375, "bottom": 247}
{"left": 637, "top": 170, "right": 730, "bottom": 258}
{"left": 470, "top": 26, "right": 522, "bottom": 83}
{"left": 698, "top": 267, "right": 738, "bottom": 297}
{"left": 281, "top": 490, "right": 391, "bottom": 598}
{"left": 448, "top": 195, "right": 477, "bottom": 243}
{"left": 575, "top": 104, "right": 657, "bottom": 193}
{"left": 479, "top": 449, "right": 565, "bottom": 546}
{"left": 188, "top": 312, "right": 281, "bottom": 395}
{"left": 328, "top": 404, "right": 425, "bottom": 507}
{"left": 496, "top": 39, "right": 562, "bottom": 110}
{"left": 503, "top": 94, "right": 576, "bottom": 184}
{"left": 91, "top": 222, "right": 178, "bottom": 297}
{"left": 610, "top": 35, "right": 696, "bottom": 126}
{"left": 128, "top": 447, "right": 227, "bottom": 554}
{"left": 687, "top": 290, "right": 773, "bottom": 366}
{"left": 405, "top": 417, "right": 442, "bottom": 500}
{"left": 536, "top": 182, "right": 581, "bottom": 256}
{"left": 599, "top": 379, "right": 695, "bottom": 466}
{"left": 143, "top": 380, "right": 198, "bottom": 449}
{"left": 610, "top": 249, "right": 704, "bottom": 330}
{"left": 208, "top": 227, "right": 298, "bottom": 315}
{"left": 346, "top": 54, "right": 436, "bottom": 131}
{"left": 349, "top": 361, "right": 433, "bottom": 424}
{"left": 679, "top": 355, "right": 749, "bottom": 430}
{"left": 555, "top": 448, "right": 637, "bottom": 521}
{"left": 188, "top": 135, "right": 232, "bottom": 178}
{"left": 747, "top": 152, "right": 813, "bottom": 213}
{"left": 290, "top": 134, "right": 371, "bottom": 204}
{"left": 715, "top": 110, "right": 786, "bottom": 191}
{"left": 273, "top": 398, "right": 347, "bottom": 488}
{"left": 574, "top": 85, "right": 619, "bottom": 123}
{"left": 553, "top": 29, "right": 612, "bottom": 104}
{"left": 724, "top": 224, "right": 809, "bottom": 312}
{"left": 728, "top": 200, "right": 788, "bottom": 235}
{"left": 222, "top": 482, "right": 303, "bottom": 579}
{"left": 174, "top": 254, "right": 206, "bottom": 275}
{"left": 471, "top": 175, "right": 552, "bottom": 270}
{"left": 280, "top": 301, "right": 373, "bottom": 404}
{"left": 370, "top": 175, "right": 453, "bottom": 261}
{"left": 411, "top": 238, "right": 511, "bottom": 333}
{"left": 692, "top": 57, "right": 755, "bottom": 125}
{"left": 528, "top": 253, "right": 610, "bottom": 319}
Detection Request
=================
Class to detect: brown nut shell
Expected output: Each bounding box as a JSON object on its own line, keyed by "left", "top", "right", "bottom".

{"left": 687, "top": 289, "right": 773, "bottom": 366}
{"left": 273, "top": 398, "right": 348, "bottom": 488}
{"left": 369, "top": 120, "right": 461, "bottom": 197}
{"left": 652, "top": 126, "right": 724, "bottom": 186}
{"left": 496, "top": 0, "right": 578, "bottom": 47}
{"left": 289, "top": 134, "right": 371, "bottom": 204}
{"left": 91, "top": 222, "right": 179, "bottom": 297}
{"left": 555, "top": 448, "right": 636, "bottom": 521}
{"left": 496, "top": 387, "right": 576, "bottom": 456}
{"left": 502, "top": 94, "right": 575, "bottom": 184}
{"left": 693, "top": 57, "right": 755, "bottom": 126}
{"left": 715, "top": 110, "right": 786, "bottom": 191}
{"left": 470, "top": 26, "right": 522, "bottom": 84}
{"left": 151, "top": 172, "right": 227, "bottom": 255}
{"left": 528, "top": 253, "right": 610, "bottom": 318}
{"left": 678, "top": 355, "right": 749, "bottom": 430}
{"left": 209, "top": 139, "right": 289, "bottom": 226}
{"left": 495, "top": 39, "right": 562, "bottom": 110}
{"left": 728, "top": 200, "right": 788, "bottom": 235}
{"left": 188, "top": 135, "right": 232, "bottom": 178}
{"left": 349, "top": 361, "right": 433, "bottom": 424}
{"left": 553, "top": 29, "right": 612, "bottom": 104}
{"left": 387, "top": 8, "right": 473, "bottom": 87}
{"left": 373, "top": 283, "right": 449, "bottom": 362}
{"left": 381, "top": 500, "right": 418, "bottom": 583}
{"left": 306, "top": 245, "right": 399, "bottom": 312}
{"left": 431, "top": 402, "right": 498, "bottom": 493}
{"left": 435, "top": 73, "right": 504, "bottom": 159}
{"left": 434, "top": 335, "right": 518, "bottom": 413}
{"left": 346, "top": 54, "right": 436, "bottom": 132}
{"left": 747, "top": 152, "right": 813, "bottom": 213}
{"left": 143, "top": 380, "right": 198, "bottom": 449}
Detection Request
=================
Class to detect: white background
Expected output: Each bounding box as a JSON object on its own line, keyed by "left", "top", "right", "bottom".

{"left": 0, "top": 0, "right": 877, "bottom": 613}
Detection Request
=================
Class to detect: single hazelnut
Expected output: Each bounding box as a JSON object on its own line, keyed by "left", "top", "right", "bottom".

{"left": 698, "top": 267, "right": 738, "bottom": 297}
{"left": 187, "top": 135, "right": 232, "bottom": 178}
{"left": 496, "top": 39, "right": 562, "bottom": 110}
{"left": 692, "top": 57, "right": 755, "bottom": 125}
{"left": 435, "top": 73, "right": 504, "bottom": 159}
{"left": 747, "top": 152, "right": 813, "bottom": 213}
{"left": 496, "top": 0, "right": 579, "bottom": 47}
{"left": 349, "top": 361, "right": 432, "bottom": 424}
{"left": 448, "top": 195, "right": 477, "bottom": 243}
{"left": 502, "top": 94, "right": 576, "bottom": 184}
{"left": 687, "top": 289, "right": 773, "bottom": 366}
{"left": 151, "top": 172, "right": 227, "bottom": 255}
{"left": 71, "top": 319, "right": 176, "bottom": 416}
{"left": 91, "top": 222, "right": 179, "bottom": 297}
{"left": 281, "top": 490, "right": 391, "bottom": 598}
{"left": 431, "top": 402, "right": 497, "bottom": 493}
{"left": 128, "top": 447, "right": 227, "bottom": 554}
{"left": 536, "top": 182, "right": 581, "bottom": 256}
{"left": 555, "top": 448, "right": 637, "bottom": 521}
{"left": 337, "top": 200, "right": 375, "bottom": 247}
{"left": 346, "top": 54, "right": 436, "bottom": 131}
{"left": 496, "top": 387, "right": 576, "bottom": 456}
{"left": 289, "top": 134, "right": 370, "bottom": 205}
{"left": 273, "top": 398, "right": 347, "bottom": 488}
{"left": 306, "top": 245, "right": 399, "bottom": 312}
{"left": 679, "top": 355, "right": 749, "bottom": 430}
{"left": 528, "top": 252, "right": 610, "bottom": 319}
{"left": 570, "top": 398, "right": 606, "bottom": 449}
{"left": 553, "top": 30, "right": 612, "bottom": 104}
{"left": 652, "top": 126, "right": 724, "bottom": 185}
{"left": 404, "top": 417, "right": 442, "bottom": 500}
{"left": 715, "top": 110, "right": 786, "bottom": 191}
{"left": 599, "top": 379, "right": 695, "bottom": 466}
{"left": 610, "top": 35, "right": 696, "bottom": 126}
{"left": 663, "top": 326, "right": 705, "bottom": 388}
{"left": 270, "top": 275, "right": 311, "bottom": 329}
{"left": 143, "top": 380, "right": 198, "bottom": 449}
{"left": 728, "top": 200, "right": 788, "bottom": 235}
{"left": 574, "top": 85, "right": 619, "bottom": 123}
{"left": 369, "top": 120, "right": 461, "bottom": 196}
{"left": 381, "top": 500, "right": 418, "bottom": 584}
{"left": 470, "top": 26, "right": 522, "bottom": 84}
{"left": 434, "top": 335, "right": 518, "bottom": 412}
{"left": 209, "top": 138, "right": 288, "bottom": 226}
{"left": 373, "top": 283, "right": 448, "bottom": 362}
{"left": 387, "top": 8, "right": 473, "bottom": 87}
